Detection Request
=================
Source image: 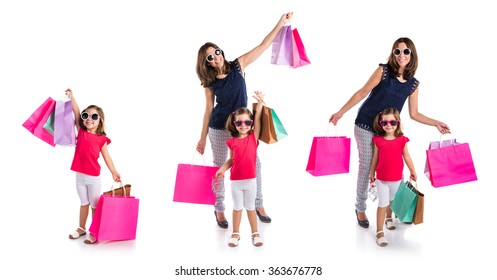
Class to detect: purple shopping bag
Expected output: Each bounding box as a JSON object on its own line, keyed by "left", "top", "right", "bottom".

{"left": 173, "top": 163, "right": 218, "bottom": 205}
{"left": 306, "top": 136, "right": 351, "bottom": 176}
{"left": 54, "top": 99, "right": 76, "bottom": 145}
{"left": 22, "top": 97, "right": 56, "bottom": 147}
{"left": 290, "top": 28, "right": 311, "bottom": 68}
{"left": 89, "top": 194, "right": 139, "bottom": 241}
{"left": 426, "top": 141, "right": 477, "bottom": 187}
{"left": 270, "top": 25, "right": 293, "bottom": 66}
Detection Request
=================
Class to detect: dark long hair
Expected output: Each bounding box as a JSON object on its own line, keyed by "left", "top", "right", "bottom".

{"left": 196, "top": 42, "right": 233, "bottom": 87}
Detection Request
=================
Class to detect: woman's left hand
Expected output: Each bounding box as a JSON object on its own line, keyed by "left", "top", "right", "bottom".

{"left": 436, "top": 121, "right": 450, "bottom": 134}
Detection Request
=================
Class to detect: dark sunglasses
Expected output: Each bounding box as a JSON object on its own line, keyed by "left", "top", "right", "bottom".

{"left": 81, "top": 112, "right": 100, "bottom": 121}
{"left": 379, "top": 120, "right": 399, "bottom": 126}
{"left": 206, "top": 48, "right": 222, "bottom": 62}
{"left": 233, "top": 120, "right": 253, "bottom": 127}
{"left": 393, "top": 48, "right": 411, "bottom": 56}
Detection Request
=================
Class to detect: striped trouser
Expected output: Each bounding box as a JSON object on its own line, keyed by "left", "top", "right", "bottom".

{"left": 209, "top": 128, "right": 264, "bottom": 213}
{"left": 354, "top": 125, "right": 374, "bottom": 212}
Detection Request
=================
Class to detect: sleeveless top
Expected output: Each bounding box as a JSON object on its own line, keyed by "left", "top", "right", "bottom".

{"left": 355, "top": 64, "right": 419, "bottom": 131}
{"left": 208, "top": 59, "right": 247, "bottom": 129}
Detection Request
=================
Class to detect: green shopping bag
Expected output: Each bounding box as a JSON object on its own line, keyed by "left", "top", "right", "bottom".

{"left": 390, "top": 180, "right": 418, "bottom": 223}
{"left": 43, "top": 108, "right": 55, "bottom": 136}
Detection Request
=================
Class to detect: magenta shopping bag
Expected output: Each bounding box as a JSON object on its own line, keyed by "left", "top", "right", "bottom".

{"left": 54, "top": 99, "right": 76, "bottom": 145}
{"left": 270, "top": 25, "right": 293, "bottom": 66}
{"left": 173, "top": 163, "right": 218, "bottom": 205}
{"left": 290, "top": 28, "right": 311, "bottom": 68}
{"left": 22, "top": 97, "right": 56, "bottom": 147}
{"left": 306, "top": 136, "right": 351, "bottom": 176}
{"left": 89, "top": 194, "right": 139, "bottom": 241}
{"left": 426, "top": 141, "right": 477, "bottom": 187}
{"left": 424, "top": 139, "right": 458, "bottom": 180}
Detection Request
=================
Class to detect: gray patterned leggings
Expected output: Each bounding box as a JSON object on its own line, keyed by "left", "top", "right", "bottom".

{"left": 209, "top": 128, "right": 264, "bottom": 213}
{"left": 354, "top": 125, "right": 374, "bottom": 212}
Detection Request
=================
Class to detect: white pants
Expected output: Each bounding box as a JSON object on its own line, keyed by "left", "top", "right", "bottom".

{"left": 231, "top": 178, "right": 257, "bottom": 211}
{"left": 75, "top": 172, "right": 102, "bottom": 208}
{"left": 375, "top": 179, "right": 401, "bottom": 208}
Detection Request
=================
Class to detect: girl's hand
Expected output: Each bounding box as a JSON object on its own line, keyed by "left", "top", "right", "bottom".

{"left": 65, "top": 88, "right": 73, "bottom": 99}
{"left": 215, "top": 170, "right": 224, "bottom": 179}
{"left": 369, "top": 175, "right": 375, "bottom": 184}
{"left": 253, "top": 91, "right": 265, "bottom": 103}
{"left": 280, "top": 12, "right": 293, "bottom": 25}
{"left": 112, "top": 172, "right": 121, "bottom": 182}
{"left": 410, "top": 173, "right": 417, "bottom": 182}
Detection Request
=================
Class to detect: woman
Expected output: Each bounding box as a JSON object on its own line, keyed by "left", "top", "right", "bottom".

{"left": 196, "top": 12, "right": 293, "bottom": 228}
{"left": 329, "top": 37, "right": 450, "bottom": 228}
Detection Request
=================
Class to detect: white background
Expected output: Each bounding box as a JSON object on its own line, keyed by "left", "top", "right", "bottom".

{"left": 1, "top": 0, "right": 495, "bottom": 279}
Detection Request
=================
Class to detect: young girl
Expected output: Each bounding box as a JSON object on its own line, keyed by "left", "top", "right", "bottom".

{"left": 369, "top": 108, "right": 417, "bottom": 247}
{"left": 215, "top": 91, "right": 265, "bottom": 247}
{"left": 65, "top": 88, "right": 120, "bottom": 245}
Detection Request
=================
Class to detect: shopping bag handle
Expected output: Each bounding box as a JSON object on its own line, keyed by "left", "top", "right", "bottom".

{"left": 325, "top": 123, "right": 339, "bottom": 137}
{"left": 109, "top": 180, "right": 128, "bottom": 197}
{"left": 438, "top": 132, "right": 456, "bottom": 146}
{"left": 192, "top": 150, "right": 209, "bottom": 166}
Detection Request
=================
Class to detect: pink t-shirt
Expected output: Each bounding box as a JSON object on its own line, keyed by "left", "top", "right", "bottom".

{"left": 373, "top": 135, "right": 409, "bottom": 181}
{"left": 71, "top": 128, "right": 111, "bottom": 176}
{"left": 226, "top": 133, "right": 258, "bottom": 180}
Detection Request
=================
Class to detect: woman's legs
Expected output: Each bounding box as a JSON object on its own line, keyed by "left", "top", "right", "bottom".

{"left": 254, "top": 155, "right": 270, "bottom": 221}
{"left": 209, "top": 128, "right": 230, "bottom": 223}
{"left": 354, "top": 126, "right": 374, "bottom": 221}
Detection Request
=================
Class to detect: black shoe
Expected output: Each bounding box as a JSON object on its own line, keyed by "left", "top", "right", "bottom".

{"left": 214, "top": 211, "right": 228, "bottom": 229}
{"left": 256, "top": 209, "right": 272, "bottom": 223}
{"left": 355, "top": 209, "right": 369, "bottom": 228}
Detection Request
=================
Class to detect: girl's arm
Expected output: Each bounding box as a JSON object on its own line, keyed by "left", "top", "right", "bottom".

{"left": 65, "top": 88, "right": 81, "bottom": 132}
{"left": 215, "top": 149, "right": 233, "bottom": 178}
{"left": 369, "top": 144, "right": 379, "bottom": 183}
{"left": 329, "top": 66, "right": 383, "bottom": 125}
{"left": 407, "top": 87, "right": 450, "bottom": 134}
{"left": 101, "top": 143, "right": 121, "bottom": 182}
{"left": 237, "top": 12, "right": 293, "bottom": 72}
{"left": 196, "top": 88, "right": 215, "bottom": 155}
{"left": 402, "top": 143, "right": 417, "bottom": 181}
{"left": 252, "top": 91, "right": 265, "bottom": 140}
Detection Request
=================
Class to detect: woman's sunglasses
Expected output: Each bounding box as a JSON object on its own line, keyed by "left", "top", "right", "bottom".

{"left": 233, "top": 120, "right": 253, "bottom": 127}
{"left": 393, "top": 48, "right": 411, "bottom": 56}
{"left": 206, "top": 48, "right": 222, "bottom": 62}
{"left": 379, "top": 120, "right": 399, "bottom": 126}
{"left": 81, "top": 112, "right": 100, "bottom": 121}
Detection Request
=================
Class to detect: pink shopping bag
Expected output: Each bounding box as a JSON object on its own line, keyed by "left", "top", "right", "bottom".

{"left": 291, "top": 28, "right": 311, "bottom": 68}
{"left": 173, "top": 164, "right": 218, "bottom": 205}
{"left": 426, "top": 141, "right": 477, "bottom": 187}
{"left": 89, "top": 194, "right": 139, "bottom": 241}
{"left": 306, "top": 136, "right": 351, "bottom": 176}
{"left": 424, "top": 138, "right": 458, "bottom": 180}
{"left": 54, "top": 99, "right": 76, "bottom": 145}
{"left": 270, "top": 25, "right": 293, "bottom": 66}
{"left": 22, "top": 97, "right": 56, "bottom": 146}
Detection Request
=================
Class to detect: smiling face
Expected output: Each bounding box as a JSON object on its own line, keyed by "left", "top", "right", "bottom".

{"left": 393, "top": 42, "right": 411, "bottom": 69}
{"left": 205, "top": 46, "right": 224, "bottom": 69}
{"left": 233, "top": 113, "right": 253, "bottom": 136}
{"left": 81, "top": 107, "right": 101, "bottom": 133}
{"left": 379, "top": 113, "right": 399, "bottom": 137}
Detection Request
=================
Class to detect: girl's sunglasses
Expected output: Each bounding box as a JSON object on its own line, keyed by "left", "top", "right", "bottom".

{"left": 379, "top": 120, "right": 399, "bottom": 126}
{"left": 81, "top": 112, "right": 100, "bottom": 121}
{"left": 233, "top": 120, "right": 253, "bottom": 127}
{"left": 206, "top": 48, "right": 222, "bottom": 62}
{"left": 393, "top": 48, "right": 411, "bottom": 56}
